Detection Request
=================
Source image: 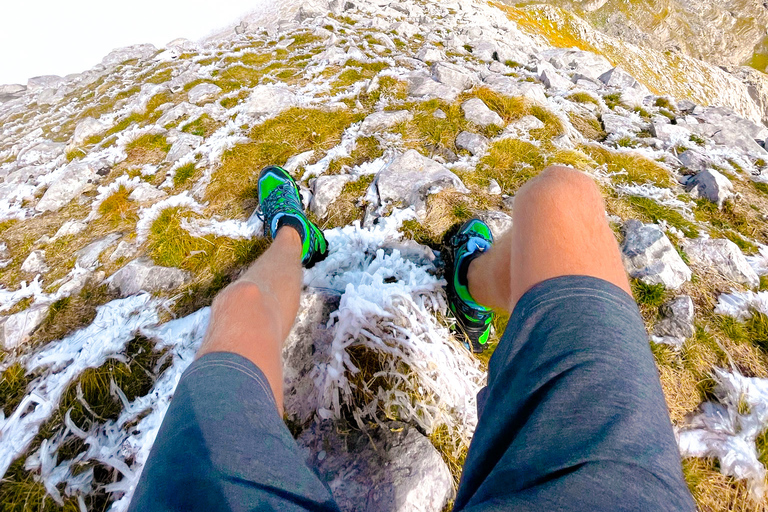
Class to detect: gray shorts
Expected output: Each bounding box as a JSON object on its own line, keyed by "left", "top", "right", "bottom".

{"left": 129, "top": 275, "right": 695, "bottom": 511}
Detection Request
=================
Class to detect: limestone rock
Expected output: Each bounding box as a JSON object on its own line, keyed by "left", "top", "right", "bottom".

{"left": 461, "top": 98, "right": 502, "bottom": 128}
{"left": 479, "top": 210, "right": 513, "bottom": 236}
{"left": 652, "top": 296, "right": 695, "bottom": 348}
{"left": 282, "top": 290, "right": 340, "bottom": 423}
{"left": 543, "top": 48, "right": 613, "bottom": 81}
{"left": 298, "top": 420, "right": 454, "bottom": 512}
{"left": 311, "top": 175, "right": 352, "bottom": 218}
{"left": 129, "top": 183, "right": 167, "bottom": 203}
{"left": 108, "top": 241, "right": 138, "bottom": 262}
{"left": 69, "top": 117, "right": 108, "bottom": 148}
{"left": 165, "top": 132, "right": 203, "bottom": 163}
{"left": 408, "top": 75, "right": 460, "bottom": 102}
{"left": 651, "top": 122, "right": 690, "bottom": 144}
{"left": 683, "top": 238, "right": 760, "bottom": 288}
{"left": 21, "top": 251, "right": 48, "bottom": 274}
{"left": 431, "top": 62, "right": 475, "bottom": 90}
{"left": 26, "top": 75, "right": 64, "bottom": 93}
{"left": 621, "top": 220, "right": 691, "bottom": 289}
{"left": 53, "top": 220, "right": 87, "bottom": 240}
{"left": 539, "top": 69, "right": 572, "bottom": 90}
{"left": 107, "top": 259, "right": 190, "bottom": 296}
{"left": 455, "top": 131, "right": 488, "bottom": 156}
{"left": 687, "top": 169, "right": 734, "bottom": 207}
{"left": 101, "top": 44, "right": 157, "bottom": 68}
{"left": 360, "top": 110, "right": 413, "bottom": 136}
{"left": 483, "top": 75, "right": 547, "bottom": 105}
{"left": 504, "top": 115, "right": 544, "bottom": 136}
{"left": 36, "top": 162, "right": 98, "bottom": 213}
{"left": 488, "top": 179, "right": 502, "bottom": 195}
{"left": 284, "top": 150, "right": 315, "bottom": 173}
{"left": 187, "top": 83, "right": 222, "bottom": 105}
{"left": 0, "top": 84, "right": 26, "bottom": 96}
{"left": 712, "top": 128, "right": 768, "bottom": 156}
{"left": 156, "top": 102, "right": 202, "bottom": 127}
{"left": 678, "top": 150, "right": 712, "bottom": 172}
{"left": 0, "top": 305, "right": 48, "bottom": 350}
{"left": 377, "top": 150, "right": 469, "bottom": 214}
{"left": 416, "top": 46, "right": 444, "bottom": 62}
{"left": 76, "top": 233, "right": 122, "bottom": 269}
{"left": 245, "top": 84, "right": 297, "bottom": 117}
{"left": 598, "top": 67, "right": 638, "bottom": 89}
{"left": 602, "top": 113, "right": 644, "bottom": 137}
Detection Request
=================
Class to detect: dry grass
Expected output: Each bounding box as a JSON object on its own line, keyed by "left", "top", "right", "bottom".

{"left": 581, "top": 144, "right": 673, "bottom": 187}
{"left": 181, "top": 114, "right": 220, "bottom": 139}
{"left": 476, "top": 138, "right": 546, "bottom": 195}
{"left": 98, "top": 185, "right": 138, "bottom": 226}
{"left": 206, "top": 107, "right": 362, "bottom": 217}
{"left": 683, "top": 458, "right": 768, "bottom": 512}
{"left": 568, "top": 111, "right": 606, "bottom": 141}
{"left": 326, "top": 136, "right": 383, "bottom": 175}
{"left": 322, "top": 175, "right": 375, "bottom": 229}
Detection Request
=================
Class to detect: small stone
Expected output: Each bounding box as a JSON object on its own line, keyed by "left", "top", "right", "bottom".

{"left": 461, "top": 98, "right": 502, "bottom": 128}
{"left": 651, "top": 122, "right": 690, "bottom": 144}
{"left": 360, "top": 110, "right": 413, "bottom": 136}
{"left": 284, "top": 150, "right": 315, "bottom": 173}
{"left": 479, "top": 210, "right": 512, "bottom": 235}
{"left": 455, "top": 131, "right": 488, "bottom": 156}
{"left": 433, "top": 109, "right": 447, "bottom": 119}
{"left": 687, "top": 169, "right": 735, "bottom": 208}
{"left": 107, "top": 258, "right": 190, "bottom": 296}
{"left": 53, "top": 220, "right": 87, "bottom": 240}
{"left": 108, "top": 241, "right": 138, "bottom": 262}
{"left": 678, "top": 150, "right": 712, "bottom": 172}
{"left": 601, "top": 113, "right": 644, "bottom": 137}
{"left": 187, "top": 83, "right": 222, "bottom": 105}
{"left": 416, "top": 46, "right": 444, "bottom": 62}
{"left": 311, "top": 175, "right": 352, "bottom": 218}
{"left": 621, "top": 220, "right": 691, "bottom": 289}
{"left": 683, "top": 238, "right": 760, "bottom": 288}
{"left": 68, "top": 117, "right": 108, "bottom": 148}
{"left": 129, "top": 183, "right": 167, "bottom": 203}
{"left": 506, "top": 115, "right": 545, "bottom": 134}
{"left": 488, "top": 179, "right": 502, "bottom": 195}
{"left": 0, "top": 305, "right": 48, "bottom": 350}
{"left": 652, "top": 296, "right": 695, "bottom": 348}
{"left": 21, "top": 251, "right": 48, "bottom": 274}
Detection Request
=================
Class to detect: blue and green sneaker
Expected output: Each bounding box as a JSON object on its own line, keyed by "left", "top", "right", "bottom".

{"left": 446, "top": 219, "right": 494, "bottom": 353}
{"left": 258, "top": 165, "right": 329, "bottom": 268}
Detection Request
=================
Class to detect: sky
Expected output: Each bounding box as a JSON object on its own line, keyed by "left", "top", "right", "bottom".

{"left": 0, "top": 0, "right": 267, "bottom": 85}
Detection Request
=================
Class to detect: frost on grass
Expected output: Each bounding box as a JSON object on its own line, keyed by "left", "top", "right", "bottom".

{"left": 304, "top": 209, "right": 485, "bottom": 449}
{"left": 678, "top": 368, "right": 768, "bottom": 499}
{"left": 134, "top": 191, "right": 205, "bottom": 244}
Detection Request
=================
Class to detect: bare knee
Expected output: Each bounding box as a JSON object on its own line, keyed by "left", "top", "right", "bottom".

{"left": 517, "top": 165, "right": 603, "bottom": 212}
{"left": 211, "top": 280, "right": 264, "bottom": 315}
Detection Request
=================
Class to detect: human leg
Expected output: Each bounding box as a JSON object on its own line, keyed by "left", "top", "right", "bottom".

{"left": 453, "top": 166, "right": 694, "bottom": 511}
{"left": 467, "top": 165, "right": 631, "bottom": 313}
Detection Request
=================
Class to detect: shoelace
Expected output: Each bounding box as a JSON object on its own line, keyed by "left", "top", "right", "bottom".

{"left": 260, "top": 182, "right": 304, "bottom": 237}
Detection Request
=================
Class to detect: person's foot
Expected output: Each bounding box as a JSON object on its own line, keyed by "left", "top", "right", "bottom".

{"left": 258, "top": 165, "right": 328, "bottom": 268}
{"left": 446, "top": 219, "right": 495, "bottom": 353}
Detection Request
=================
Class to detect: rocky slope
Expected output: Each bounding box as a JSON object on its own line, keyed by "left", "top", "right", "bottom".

{"left": 515, "top": 0, "right": 768, "bottom": 69}
{"left": 2, "top": 0, "right": 768, "bottom": 510}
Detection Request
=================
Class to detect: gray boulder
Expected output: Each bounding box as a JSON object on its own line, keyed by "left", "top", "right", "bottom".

{"left": 678, "top": 150, "right": 712, "bottom": 172}
{"left": 687, "top": 169, "right": 734, "bottom": 207}
{"left": 539, "top": 69, "right": 572, "bottom": 90}
{"left": 455, "top": 131, "right": 488, "bottom": 155}
{"left": 0, "top": 305, "right": 48, "bottom": 350}
{"left": 416, "top": 46, "right": 444, "bottom": 63}
{"left": 0, "top": 84, "right": 26, "bottom": 95}
{"left": 165, "top": 132, "right": 203, "bottom": 163}
{"left": 652, "top": 295, "right": 695, "bottom": 348}
{"left": 69, "top": 117, "right": 109, "bottom": 148}
{"left": 621, "top": 220, "right": 691, "bottom": 289}
{"left": 712, "top": 128, "right": 768, "bottom": 156}
{"left": 76, "top": 233, "right": 122, "bottom": 269}
{"left": 602, "top": 113, "right": 644, "bottom": 137}
{"left": 245, "top": 84, "right": 297, "bottom": 117}
{"left": 408, "top": 75, "right": 460, "bottom": 102}
{"left": 282, "top": 290, "right": 340, "bottom": 423}
{"left": 461, "top": 98, "right": 502, "bottom": 128}
{"left": 683, "top": 238, "right": 760, "bottom": 288}
{"left": 431, "top": 62, "right": 475, "bottom": 90}
{"left": 651, "top": 123, "right": 690, "bottom": 144}
{"left": 543, "top": 48, "right": 613, "bottom": 80}
{"left": 360, "top": 110, "right": 413, "bottom": 136}
{"left": 377, "top": 150, "right": 469, "bottom": 214}
{"left": 101, "top": 44, "right": 157, "bottom": 68}
{"left": 298, "top": 420, "right": 454, "bottom": 512}
{"left": 482, "top": 75, "right": 547, "bottom": 105}
{"left": 36, "top": 162, "right": 99, "bottom": 212}
{"left": 311, "top": 175, "right": 352, "bottom": 218}
{"left": 598, "top": 67, "right": 638, "bottom": 89}
{"left": 27, "top": 75, "right": 64, "bottom": 93}
{"left": 187, "top": 83, "right": 222, "bottom": 105}
{"left": 21, "top": 251, "right": 48, "bottom": 274}
{"left": 107, "top": 258, "right": 190, "bottom": 296}
{"left": 108, "top": 241, "right": 138, "bottom": 262}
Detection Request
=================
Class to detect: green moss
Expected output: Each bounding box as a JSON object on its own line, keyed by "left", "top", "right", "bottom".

{"left": 624, "top": 196, "right": 699, "bottom": 238}
{"left": 634, "top": 106, "right": 651, "bottom": 119}
{"left": 654, "top": 97, "right": 675, "bottom": 111}
{"left": 689, "top": 133, "right": 705, "bottom": 146}
{"left": 631, "top": 278, "right": 666, "bottom": 307}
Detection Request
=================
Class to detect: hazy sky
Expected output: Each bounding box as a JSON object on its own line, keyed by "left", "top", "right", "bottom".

{"left": 0, "top": 0, "right": 266, "bottom": 85}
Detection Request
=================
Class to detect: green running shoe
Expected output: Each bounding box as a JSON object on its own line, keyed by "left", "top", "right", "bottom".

{"left": 258, "top": 165, "right": 329, "bottom": 268}
{"left": 446, "top": 219, "right": 494, "bottom": 353}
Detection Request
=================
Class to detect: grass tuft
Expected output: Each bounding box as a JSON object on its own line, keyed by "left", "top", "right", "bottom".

{"left": 568, "top": 112, "right": 605, "bottom": 141}
{"left": 631, "top": 278, "right": 666, "bottom": 307}
{"left": 566, "top": 92, "right": 599, "bottom": 105}
{"left": 173, "top": 162, "right": 198, "bottom": 188}
{"left": 181, "top": 114, "right": 220, "bottom": 138}
{"left": 0, "top": 363, "right": 31, "bottom": 417}
{"left": 582, "top": 144, "right": 672, "bottom": 187}
{"left": 624, "top": 196, "right": 699, "bottom": 238}
{"left": 476, "top": 138, "right": 546, "bottom": 195}
{"left": 98, "top": 185, "right": 137, "bottom": 226}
